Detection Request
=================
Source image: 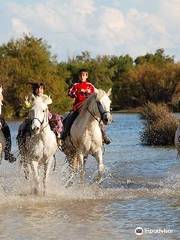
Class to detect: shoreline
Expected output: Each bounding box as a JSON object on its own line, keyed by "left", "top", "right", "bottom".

{"left": 6, "top": 107, "right": 180, "bottom": 120}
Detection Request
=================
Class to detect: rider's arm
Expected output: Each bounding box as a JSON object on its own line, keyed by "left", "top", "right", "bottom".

{"left": 87, "top": 83, "right": 95, "bottom": 94}
{"left": 85, "top": 83, "right": 95, "bottom": 95}
{"left": 68, "top": 84, "right": 77, "bottom": 98}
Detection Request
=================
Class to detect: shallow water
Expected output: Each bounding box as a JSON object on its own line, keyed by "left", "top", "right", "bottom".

{"left": 0, "top": 113, "right": 180, "bottom": 240}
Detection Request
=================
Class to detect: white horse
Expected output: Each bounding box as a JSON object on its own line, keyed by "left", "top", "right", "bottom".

{"left": 17, "top": 97, "right": 57, "bottom": 194}
{"left": 0, "top": 86, "right": 6, "bottom": 164}
{"left": 62, "top": 88, "right": 112, "bottom": 183}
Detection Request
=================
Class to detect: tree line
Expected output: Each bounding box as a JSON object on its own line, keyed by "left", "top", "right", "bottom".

{"left": 0, "top": 35, "right": 179, "bottom": 118}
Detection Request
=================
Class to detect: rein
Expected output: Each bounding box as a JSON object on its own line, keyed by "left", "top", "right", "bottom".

{"left": 87, "top": 107, "right": 101, "bottom": 123}
{"left": 31, "top": 109, "right": 49, "bottom": 132}
{"left": 87, "top": 101, "right": 110, "bottom": 123}
{"left": 32, "top": 117, "right": 44, "bottom": 125}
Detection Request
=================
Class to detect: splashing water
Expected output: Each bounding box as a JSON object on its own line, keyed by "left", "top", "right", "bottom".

{"left": 0, "top": 115, "right": 180, "bottom": 240}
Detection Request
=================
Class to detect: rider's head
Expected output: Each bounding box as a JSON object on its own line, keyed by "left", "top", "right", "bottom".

{"left": 32, "top": 83, "right": 45, "bottom": 96}
{"left": 79, "top": 69, "right": 89, "bottom": 82}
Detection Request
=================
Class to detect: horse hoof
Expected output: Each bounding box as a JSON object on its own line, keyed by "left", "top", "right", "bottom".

{"left": 33, "top": 188, "right": 39, "bottom": 195}
{"left": 99, "top": 164, "right": 105, "bottom": 174}
{"left": 94, "top": 175, "right": 102, "bottom": 184}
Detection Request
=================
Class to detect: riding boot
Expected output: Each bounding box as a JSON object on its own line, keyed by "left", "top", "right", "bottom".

{"left": 1, "top": 122, "right": 16, "bottom": 163}
{"left": 100, "top": 124, "right": 111, "bottom": 145}
{"left": 61, "top": 111, "right": 79, "bottom": 140}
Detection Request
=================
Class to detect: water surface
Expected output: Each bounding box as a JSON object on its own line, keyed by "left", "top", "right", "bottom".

{"left": 0, "top": 113, "right": 179, "bottom": 240}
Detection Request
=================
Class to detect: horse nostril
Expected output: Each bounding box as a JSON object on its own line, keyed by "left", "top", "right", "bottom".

{"left": 32, "top": 126, "right": 40, "bottom": 132}
{"left": 103, "top": 118, "right": 108, "bottom": 124}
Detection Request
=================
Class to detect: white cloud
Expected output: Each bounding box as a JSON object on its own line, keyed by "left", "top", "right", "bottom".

{"left": 11, "top": 18, "right": 30, "bottom": 35}
{"left": 161, "top": 0, "right": 180, "bottom": 20}
{"left": 97, "top": 7, "right": 125, "bottom": 44}
{"left": 3, "top": 0, "right": 180, "bottom": 60}
{"left": 95, "top": 7, "right": 168, "bottom": 56}
{"left": 70, "top": 0, "right": 96, "bottom": 15}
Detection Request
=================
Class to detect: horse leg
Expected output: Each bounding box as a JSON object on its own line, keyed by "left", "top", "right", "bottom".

{"left": 65, "top": 155, "right": 78, "bottom": 187}
{"left": 30, "top": 160, "right": 40, "bottom": 195}
{"left": 22, "top": 160, "right": 31, "bottom": 180}
{"left": 78, "top": 153, "right": 85, "bottom": 182}
{"left": 43, "top": 157, "right": 53, "bottom": 195}
{"left": 93, "top": 148, "right": 105, "bottom": 183}
{"left": 0, "top": 144, "right": 3, "bottom": 164}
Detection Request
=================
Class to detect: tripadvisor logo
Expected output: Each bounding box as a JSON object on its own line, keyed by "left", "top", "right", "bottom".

{"left": 135, "top": 227, "right": 144, "bottom": 236}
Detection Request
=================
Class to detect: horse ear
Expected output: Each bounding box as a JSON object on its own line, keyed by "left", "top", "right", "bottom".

{"left": 107, "top": 88, "right": 112, "bottom": 96}
{"left": 94, "top": 88, "right": 98, "bottom": 94}
{"left": 43, "top": 95, "right": 52, "bottom": 105}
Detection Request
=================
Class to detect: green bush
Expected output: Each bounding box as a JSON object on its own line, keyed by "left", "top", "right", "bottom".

{"left": 2, "top": 104, "right": 15, "bottom": 119}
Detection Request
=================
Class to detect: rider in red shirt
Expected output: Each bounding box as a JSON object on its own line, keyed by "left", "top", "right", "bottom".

{"left": 68, "top": 74, "right": 95, "bottom": 111}
{"left": 61, "top": 69, "right": 111, "bottom": 144}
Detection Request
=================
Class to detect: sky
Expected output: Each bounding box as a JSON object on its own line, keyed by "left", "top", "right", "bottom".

{"left": 0, "top": 0, "right": 180, "bottom": 61}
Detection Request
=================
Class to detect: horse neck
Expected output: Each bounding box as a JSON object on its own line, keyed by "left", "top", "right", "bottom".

{"left": 79, "top": 100, "right": 100, "bottom": 128}
{"left": 41, "top": 121, "right": 51, "bottom": 134}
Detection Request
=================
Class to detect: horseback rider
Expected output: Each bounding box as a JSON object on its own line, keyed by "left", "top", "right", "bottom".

{"left": 61, "top": 69, "right": 111, "bottom": 144}
{"left": 18, "top": 83, "right": 51, "bottom": 138}
{"left": 18, "top": 83, "right": 62, "bottom": 145}
{"left": 0, "top": 86, "right": 16, "bottom": 163}
{"left": 0, "top": 116, "right": 16, "bottom": 162}
{"left": 24, "top": 83, "right": 52, "bottom": 108}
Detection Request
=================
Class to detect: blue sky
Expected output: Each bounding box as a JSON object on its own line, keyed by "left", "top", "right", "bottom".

{"left": 0, "top": 0, "right": 180, "bottom": 61}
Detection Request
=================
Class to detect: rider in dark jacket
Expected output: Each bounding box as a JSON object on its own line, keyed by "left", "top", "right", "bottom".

{"left": 0, "top": 115, "right": 16, "bottom": 162}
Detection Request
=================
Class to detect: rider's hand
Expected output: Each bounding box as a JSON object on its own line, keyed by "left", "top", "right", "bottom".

{"left": 80, "top": 89, "right": 86, "bottom": 93}
{"left": 86, "top": 89, "right": 91, "bottom": 94}
{"left": 25, "top": 96, "right": 29, "bottom": 101}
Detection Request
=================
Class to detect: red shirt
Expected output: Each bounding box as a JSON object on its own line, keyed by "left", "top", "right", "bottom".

{"left": 68, "top": 81, "right": 95, "bottom": 111}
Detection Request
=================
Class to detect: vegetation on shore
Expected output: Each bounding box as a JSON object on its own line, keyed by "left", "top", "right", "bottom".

{"left": 0, "top": 34, "right": 180, "bottom": 118}
{"left": 140, "top": 102, "right": 179, "bottom": 146}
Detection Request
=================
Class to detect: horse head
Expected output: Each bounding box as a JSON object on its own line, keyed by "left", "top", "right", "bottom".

{"left": 85, "top": 88, "right": 112, "bottom": 125}
{"left": 29, "top": 98, "right": 49, "bottom": 135}
{"left": 96, "top": 88, "right": 112, "bottom": 125}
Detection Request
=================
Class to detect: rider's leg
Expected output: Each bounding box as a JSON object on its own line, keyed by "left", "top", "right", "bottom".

{"left": 49, "top": 114, "right": 63, "bottom": 146}
{"left": 61, "top": 111, "right": 79, "bottom": 140}
{"left": 1, "top": 120, "right": 16, "bottom": 162}
{"left": 100, "top": 123, "right": 111, "bottom": 145}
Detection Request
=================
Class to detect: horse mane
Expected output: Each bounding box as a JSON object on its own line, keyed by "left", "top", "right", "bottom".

{"left": 80, "top": 89, "right": 106, "bottom": 114}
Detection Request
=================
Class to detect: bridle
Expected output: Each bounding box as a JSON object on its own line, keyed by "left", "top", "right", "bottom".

{"left": 30, "top": 108, "right": 49, "bottom": 132}
{"left": 87, "top": 100, "right": 110, "bottom": 123}
{"left": 31, "top": 117, "right": 44, "bottom": 126}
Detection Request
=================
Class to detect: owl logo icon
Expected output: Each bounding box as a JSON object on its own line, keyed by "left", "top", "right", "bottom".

{"left": 135, "top": 227, "right": 144, "bottom": 236}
